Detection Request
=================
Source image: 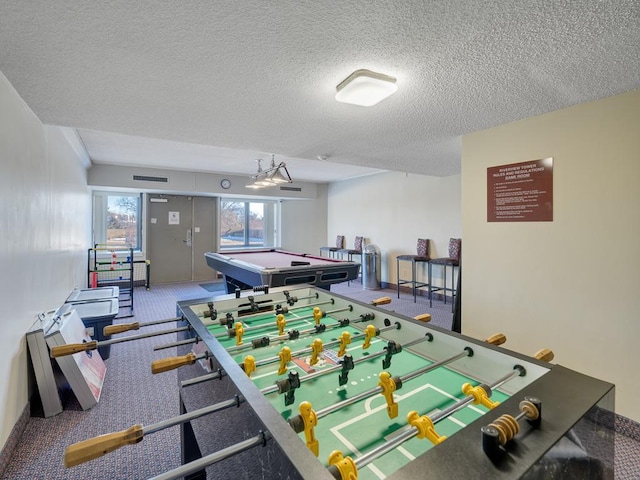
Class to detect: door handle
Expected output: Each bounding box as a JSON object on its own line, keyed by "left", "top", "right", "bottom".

{"left": 184, "top": 228, "right": 192, "bottom": 247}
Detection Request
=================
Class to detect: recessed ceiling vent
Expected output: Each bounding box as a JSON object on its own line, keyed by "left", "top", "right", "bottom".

{"left": 133, "top": 175, "right": 168, "bottom": 183}
{"left": 280, "top": 186, "right": 302, "bottom": 192}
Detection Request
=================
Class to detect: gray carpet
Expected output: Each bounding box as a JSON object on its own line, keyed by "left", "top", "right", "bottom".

{"left": 1, "top": 281, "right": 639, "bottom": 479}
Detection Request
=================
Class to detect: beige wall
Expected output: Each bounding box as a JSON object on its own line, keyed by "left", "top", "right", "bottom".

{"left": 462, "top": 89, "right": 640, "bottom": 421}
{"left": 0, "top": 71, "right": 91, "bottom": 449}
{"left": 328, "top": 171, "right": 461, "bottom": 286}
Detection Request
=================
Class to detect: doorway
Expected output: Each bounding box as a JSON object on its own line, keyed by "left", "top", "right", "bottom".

{"left": 147, "top": 195, "right": 217, "bottom": 284}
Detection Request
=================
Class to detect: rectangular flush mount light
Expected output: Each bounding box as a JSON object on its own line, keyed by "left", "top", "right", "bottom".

{"left": 335, "top": 69, "right": 397, "bottom": 107}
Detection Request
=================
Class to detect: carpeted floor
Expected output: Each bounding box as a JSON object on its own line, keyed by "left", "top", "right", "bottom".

{"left": 1, "top": 281, "right": 639, "bottom": 479}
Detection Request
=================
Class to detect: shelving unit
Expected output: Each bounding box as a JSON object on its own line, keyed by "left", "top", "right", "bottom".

{"left": 87, "top": 244, "right": 134, "bottom": 318}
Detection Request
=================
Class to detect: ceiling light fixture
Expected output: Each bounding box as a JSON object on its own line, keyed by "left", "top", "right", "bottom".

{"left": 335, "top": 69, "right": 397, "bottom": 107}
{"left": 246, "top": 155, "right": 292, "bottom": 189}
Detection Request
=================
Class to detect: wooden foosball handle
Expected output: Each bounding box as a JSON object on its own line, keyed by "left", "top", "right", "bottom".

{"left": 50, "top": 341, "right": 98, "bottom": 358}
{"left": 534, "top": 348, "right": 554, "bottom": 362}
{"left": 64, "top": 424, "right": 143, "bottom": 467}
{"left": 414, "top": 313, "right": 432, "bottom": 322}
{"left": 484, "top": 333, "right": 507, "bottom": 346}
{"left": 371, "top": 297, "right": 392, "bottom": 306}
{"left": 151, "top": 352, "right": 197, "bottom": 374}
{"left": 104, "top": 322, "right": 140, "bottom": 336}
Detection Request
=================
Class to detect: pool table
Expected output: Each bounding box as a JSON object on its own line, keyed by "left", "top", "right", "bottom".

{"left": 205, "top": 249, "right": 360, "bottom": 293}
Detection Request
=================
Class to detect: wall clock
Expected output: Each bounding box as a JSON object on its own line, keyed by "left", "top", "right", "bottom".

{"left": 220, "top": 179, "right": 231, "bottom": 189}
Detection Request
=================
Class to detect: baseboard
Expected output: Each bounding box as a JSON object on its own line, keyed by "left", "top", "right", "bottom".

{"left": 0, "top": 402, "right": 30, "bottom": 477}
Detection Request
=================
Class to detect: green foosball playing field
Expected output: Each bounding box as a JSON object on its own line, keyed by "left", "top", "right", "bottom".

{"left": 203, "top": 304, "right": 510, "bottom": 480}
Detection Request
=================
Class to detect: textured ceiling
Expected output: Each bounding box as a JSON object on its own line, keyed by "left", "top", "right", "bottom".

{"left": 1, "top": 1, "right": 639, "bottom": 182}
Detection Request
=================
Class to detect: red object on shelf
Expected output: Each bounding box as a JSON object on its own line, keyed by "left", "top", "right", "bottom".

{"left": 90, "top": 272, "right": 98, "bottom": 289}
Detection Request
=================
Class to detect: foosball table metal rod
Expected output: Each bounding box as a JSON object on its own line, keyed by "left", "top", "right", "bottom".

{"left": 63, "top": 395, "right": 245, "bottom": 468}
{"left": 103, "top": 316, "right": 183, "bottom": 336}
{"left": 260, "top": 333, "right": 434, "bottom": 397}
{"left": 327, "top": 365, "right": 526, "bottom": 479}
{"left": 147, "top": 431, "right": 271, "bottom": 480}
{"left": 49, "top": 325, "right": 194, "bottom": 358}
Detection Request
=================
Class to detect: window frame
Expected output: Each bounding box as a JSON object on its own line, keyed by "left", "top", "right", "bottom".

{"left": 92, "top": 191, "right": 143, "bottom": 252}
{"left": 218, "top": 198, "right": 280, "bottom": 250}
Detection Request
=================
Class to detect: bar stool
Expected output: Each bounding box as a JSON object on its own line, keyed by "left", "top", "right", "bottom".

{"left": 396, "top": 238, "right": 430, "bottom": 302}
{"left": 429, "top": 238, "right": 461, "bottom": 312}
{"left": 337, "top": 236, "right": 364, "bottom": 284}
{"left": 320, "top": 235, "right": 344, "bottom": 258}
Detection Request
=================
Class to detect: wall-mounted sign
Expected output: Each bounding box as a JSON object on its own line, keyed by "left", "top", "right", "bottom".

{"left": 487, "top": 158, "right": 553, "bottom": 222}
{"left": 168, "top": 211, "right": 180, "bottom": 225}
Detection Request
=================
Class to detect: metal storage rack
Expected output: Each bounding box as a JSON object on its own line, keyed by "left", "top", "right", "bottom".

{"left": 87, "top": 244, "right": 134, "bottom": 317}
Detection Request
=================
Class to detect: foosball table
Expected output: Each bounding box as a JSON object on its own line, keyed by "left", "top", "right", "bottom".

{"left": 60, "top": 285, "right": 615, "bottom": 479}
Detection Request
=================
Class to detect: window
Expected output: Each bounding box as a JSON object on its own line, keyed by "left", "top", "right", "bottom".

{"left": 219, "top": 199, "right": 279, "bottom": 249}
{"left": 93, "top": 192, "right": 142, "bottom": 250}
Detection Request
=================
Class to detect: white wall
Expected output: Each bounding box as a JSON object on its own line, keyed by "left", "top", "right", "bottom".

{"left": 328, "top": 172, "right": 461, "bottom": 286}
{"left": 0, "top": 71, "right": 91, "bottom": 450}
{"left": 462, "top": 89, "right": 640, "bottom": 421}
{"left": 280, "top": 184, "right": 329, "bottom": 255}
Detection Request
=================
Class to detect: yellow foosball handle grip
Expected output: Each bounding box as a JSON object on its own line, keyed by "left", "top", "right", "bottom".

{"left": 328, "top": 450, "right": 358, "bottom": 480}
{"left": 371, "top": 296, "right": 391, "bottom": 306}
{"left": 414, "top": 313, "right": 432, "bottom": 322}
{"left": 337, "top": 331, "right": 351, "bottom": 357}
{"left": 299, "top": 401, "right": 319, "bottom": 457}
{"left": 234, "top": 322, "right": 244, "bottom": 346}
{"left": 151, "top": 352, "right": 197, "bottom": 374}
{"left": 378, "top": 371, "right": 398, "bottom": 419}
{"left": 104, "top": 322, "right": 140, "bottom": 336}
{"left": 50, "top": 341, "right": 98, "bottom": 358}
{"left": 484, "top": 333, "right": 507, "bottom": 346}
{"left": 310, "top": 338, "right": 323, "bottom": 366}
{"left": 534, "top": 348, "right": 554, "bottom": 362}
{"left": 276, "top": 314, "right": 286, "bottom": 336}
{"left": 461, "top": 383, "right": 500, "bottom": 410}
{"left": 64, "top": 424, "right": 143, "bottom": 467}
{"left": 243, "top": 355, "right": 256, "bottom": 378}
{"left": 407, "top": 411, "right": 447, "bottom": 445}
{"left": 278, "top": 346, "right": 292, "bottom": 375}
{"left": 362, "top": 325, "right": 377, "bottom": 349}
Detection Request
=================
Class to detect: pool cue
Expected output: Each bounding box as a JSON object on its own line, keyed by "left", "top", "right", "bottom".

{"left": 49, "top": 325, "right": 193, "bottom": 358}
{"left": 248, "top": 320, "right": 401, "bottom": 370}
{"left": 63, "top": 395, "right": 244, "bottom": 467}
{"left": 225, "top": 312, "right": 376, "bottom": 354}
{"left": 328, "top": 366, "right": 526, "bottom": 479}
{"left": 148, "top": 431, "right": 271, "bottom": 480}
{"left": 289, "top": 346, "right": 475, "bottom": 433}
{"left": 260, "top": 333, "right": 433, "bottom": 396}
{"left": 103, "top": 316, "right": 182, "bottom": 336}
{"left": 213, "top": 305, "right": 356, "bottom": 339}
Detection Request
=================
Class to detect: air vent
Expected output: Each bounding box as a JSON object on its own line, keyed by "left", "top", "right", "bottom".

{"left": 280, "top": 186, "right": 302, "bottom": 192}
{"left": 133, "top": 175, "right": 168, "bottom": 183}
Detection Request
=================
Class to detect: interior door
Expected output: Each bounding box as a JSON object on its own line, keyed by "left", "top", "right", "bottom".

{"left": 148, "top": 195, "right": 194, "bottom": 284}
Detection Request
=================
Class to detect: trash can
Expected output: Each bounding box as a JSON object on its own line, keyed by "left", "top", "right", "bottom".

{"left": 362, "top": 244, "right": 381, "bottom": 290}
